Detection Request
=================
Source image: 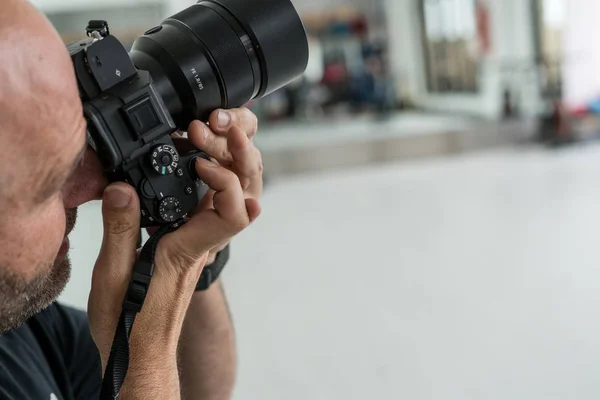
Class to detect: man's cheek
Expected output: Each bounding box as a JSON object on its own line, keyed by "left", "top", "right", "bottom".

{"left": 37, "top": 199, "right": 67, "bottom": 257}
{"left": 5, "top": 201, "right": 65, "bottom": 280}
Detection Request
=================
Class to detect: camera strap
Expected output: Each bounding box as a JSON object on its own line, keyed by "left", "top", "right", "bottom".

{"left": 99, "top": 219, "right": 185, "bottom": 400}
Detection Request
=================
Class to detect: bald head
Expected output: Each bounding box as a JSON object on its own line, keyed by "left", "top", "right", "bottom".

{"left": 0, "top": 0, "right": 84, "bottom": 206}
{"left": 0, "top": 0, "right": 90, "bottom": 333}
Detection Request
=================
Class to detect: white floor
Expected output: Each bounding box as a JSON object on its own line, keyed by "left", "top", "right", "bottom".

{"left": 62, "top": 143, "right": 600, "bottom": 400}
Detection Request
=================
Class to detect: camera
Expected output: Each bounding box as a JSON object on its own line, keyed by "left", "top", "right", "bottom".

{"left": 67, "top": 0, "right": 309, "bottom": 227}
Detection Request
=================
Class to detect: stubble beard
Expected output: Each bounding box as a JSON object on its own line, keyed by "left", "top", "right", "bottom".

{"left": 0, "top": 255, "right": 71, "bottom": 334}
{"left": 0, "top": 209, "right": 76, "bottom": 334}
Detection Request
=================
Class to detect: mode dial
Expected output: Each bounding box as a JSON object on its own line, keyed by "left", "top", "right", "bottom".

{"left": 151, "top": 144, "right": 179, "bottom": 175}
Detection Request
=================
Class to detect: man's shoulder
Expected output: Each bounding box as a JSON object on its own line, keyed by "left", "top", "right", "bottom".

{"left": 15, "top": 302, "right": 89, "bottom": 356}
{"left": 0, "top": 302, "right": 83, "bottom": 350}
{"left": 28, "top": 302, "right": 88, "bottom": 335}
{"left": 0, "top": 303, "right": 75, "bottom": 399}
{"left": 0, "top": 303, "right": 101, "bottom": 400}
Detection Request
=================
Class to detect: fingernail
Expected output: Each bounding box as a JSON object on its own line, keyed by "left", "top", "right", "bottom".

{"left": 201, "top": 123, "right": 210, "bottom": 140}
{"left": 104, "top": 186, "right": 131, "bottom": 208}
{"left": 217, "top": 110, "right": 231, "bottom": 128}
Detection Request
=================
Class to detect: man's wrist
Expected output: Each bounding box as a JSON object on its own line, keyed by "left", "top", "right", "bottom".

{"left": 206, "top": 242, "right": 228, "bottom": 265}
{"left": 196, "top": 245, "right": 230, "bottom": 291}
{"left": 206, "top": 252, "right": 217, "bottom": 265}
{"left": 192, "top": 278, "right": 222, "bottom": 299}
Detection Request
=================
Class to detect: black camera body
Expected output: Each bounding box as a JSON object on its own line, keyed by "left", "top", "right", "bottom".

{"left": 69, "top": 26, "right": 208, "bottom": 227}
{"left": 68, "top": 1, "right": 309, "bottom": 227}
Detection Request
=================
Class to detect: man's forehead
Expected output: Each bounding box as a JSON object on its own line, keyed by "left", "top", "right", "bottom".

{"left": 2, "top": 67, "right": 85, "bottom": 176}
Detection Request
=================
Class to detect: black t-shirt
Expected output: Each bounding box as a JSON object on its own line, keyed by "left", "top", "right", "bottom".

{"left": 0, "top": 303, "right": 102, "bottom": 400}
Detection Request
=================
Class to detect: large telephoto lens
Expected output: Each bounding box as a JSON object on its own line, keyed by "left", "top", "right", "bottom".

{"left": 129, "top": 0, "right": 309, "bottom": 127}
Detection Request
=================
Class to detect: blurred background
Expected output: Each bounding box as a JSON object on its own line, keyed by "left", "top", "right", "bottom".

{"left": 31, "top": 0, "right": 600, "bottom": 398}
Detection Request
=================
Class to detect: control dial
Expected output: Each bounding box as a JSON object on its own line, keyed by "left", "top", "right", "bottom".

{"left": 151, "top": 144, "right": 179, "bottom": 175}
{"left": 158, "top": 196, "right": 183, "bottom": 222}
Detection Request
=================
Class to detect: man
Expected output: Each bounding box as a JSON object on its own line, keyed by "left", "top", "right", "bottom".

{"left": 0, "top": 1, "right": 264, "bottom": 399}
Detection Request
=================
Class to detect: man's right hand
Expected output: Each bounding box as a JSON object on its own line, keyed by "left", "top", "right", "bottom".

{"left": 87, "top": 157, "right": 260, "bottom": 398}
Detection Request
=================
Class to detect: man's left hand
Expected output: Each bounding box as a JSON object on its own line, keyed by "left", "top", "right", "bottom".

{"left": 185, "top": 107, "right": 263, "bottom": 263}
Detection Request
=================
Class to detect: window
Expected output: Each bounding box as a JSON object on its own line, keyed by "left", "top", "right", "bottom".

{"left": 420, "top": 0, "right": 480, "bottom": 93}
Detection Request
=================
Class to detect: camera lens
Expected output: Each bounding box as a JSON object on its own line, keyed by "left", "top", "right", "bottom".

{"left": 129, "top": 0, "right": 309, "bottom": 127}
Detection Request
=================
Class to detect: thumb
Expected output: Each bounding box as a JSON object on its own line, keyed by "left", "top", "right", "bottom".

{"left": 88, "top": 182, "right": 140, "bottom": 365}
{"left": 97, "top": 183, "right": 141, "bottom": 271}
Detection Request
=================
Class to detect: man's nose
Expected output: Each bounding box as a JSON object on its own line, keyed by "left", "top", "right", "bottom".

{"left": 62, "top": 147, "right": 110, "bottom": 209}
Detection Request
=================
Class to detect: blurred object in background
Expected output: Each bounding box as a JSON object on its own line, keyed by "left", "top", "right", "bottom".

{"left": 252, "top": 2, "right": 397, "bottom": 123}
{"left": 421, "top": 0, "right": 480, "bottom": 94}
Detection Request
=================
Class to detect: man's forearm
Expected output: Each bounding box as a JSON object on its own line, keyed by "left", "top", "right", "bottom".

{"left": 122, "top": 356, "right": 181, "bottom": 399}
{"left": 178, "top": 281, "right": 237, "bottom": 400}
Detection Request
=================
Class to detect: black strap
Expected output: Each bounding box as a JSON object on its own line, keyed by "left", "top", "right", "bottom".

{"left": 195, "top": 244, "right": 230, "bottom": 291}
{"left": 99, "top": 219, "right": 184, "bottom": 400}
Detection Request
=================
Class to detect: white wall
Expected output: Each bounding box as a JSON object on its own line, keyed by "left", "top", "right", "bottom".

{"left": 32, "top": 0, "right": 163, "bottom": 13}
{"left": 493, "top": 0, "right": 543, "bottom": 117}
{"left": 385, "top": 0, "right": 542, "bottom": 119}
{"left": 561, "top": 0, "right": 600, "bottom": 109}
{"left": 162, "top": 0, "right": 195, "bottom": 16}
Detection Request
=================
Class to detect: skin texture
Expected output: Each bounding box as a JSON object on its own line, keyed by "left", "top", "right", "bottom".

{"left": 0, "top": 1, "right": 264, "bottom": 398}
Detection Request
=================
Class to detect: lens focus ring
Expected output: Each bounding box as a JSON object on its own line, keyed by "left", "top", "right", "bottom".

{"left": 167, "top": 4, "right": 256, "bottom": 107}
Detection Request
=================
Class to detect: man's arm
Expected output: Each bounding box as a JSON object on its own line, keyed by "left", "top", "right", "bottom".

{"left": 178, "top": 282, "right": 237, "bottom": 400}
